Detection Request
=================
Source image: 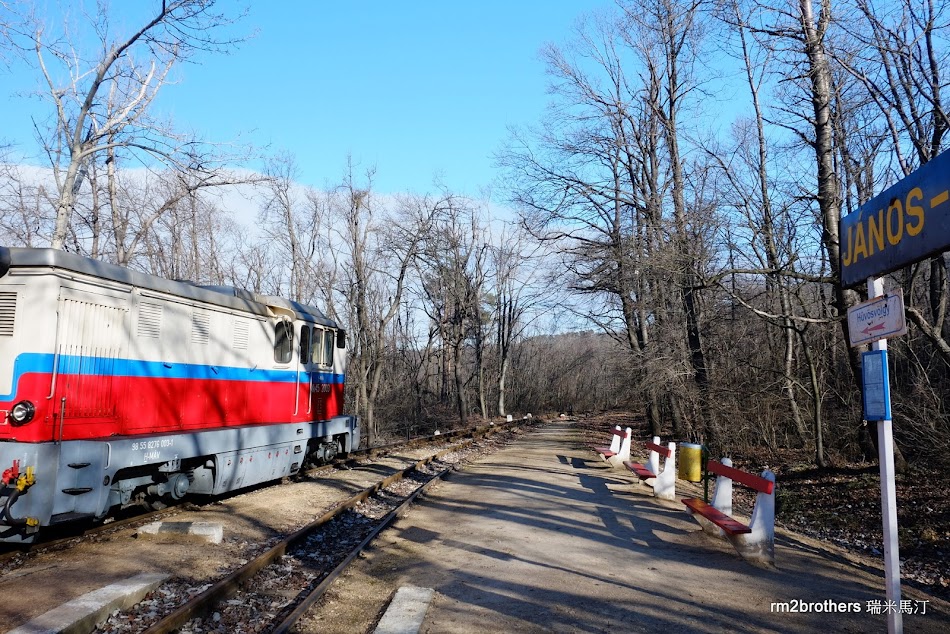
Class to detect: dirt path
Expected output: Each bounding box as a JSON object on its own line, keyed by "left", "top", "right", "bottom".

{"left": 297, "top": 419, "right": 950, "bottom": 633}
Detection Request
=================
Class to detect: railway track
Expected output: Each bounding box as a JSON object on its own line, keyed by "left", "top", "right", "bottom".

{"left": 0, "top": 419, "right": 535, "bottom": 633}
{"left": 141, "top": 446, "right": 459, "bottom": 634}
{"left": 0, "top": 421, "right": 510, "bottom": 567}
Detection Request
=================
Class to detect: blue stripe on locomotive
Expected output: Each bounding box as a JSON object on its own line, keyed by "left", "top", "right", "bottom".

{"left": 1, "top": 352, "right": 345, "bottom": 400}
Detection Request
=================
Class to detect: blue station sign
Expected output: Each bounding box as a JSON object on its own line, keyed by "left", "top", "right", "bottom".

{"left": 840, "top": 149, "right": 950, "bottom": 287}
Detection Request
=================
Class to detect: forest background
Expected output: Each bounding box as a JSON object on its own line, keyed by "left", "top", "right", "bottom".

{"left": 1, "top": 0, "right": 949, "bottom": 477}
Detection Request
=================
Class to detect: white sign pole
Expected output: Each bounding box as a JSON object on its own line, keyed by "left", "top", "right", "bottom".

{"left": 868, "top": 276, "right": 902, "bottom": 634}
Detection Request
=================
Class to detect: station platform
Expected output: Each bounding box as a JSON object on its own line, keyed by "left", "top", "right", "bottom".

{"left": 302, "top": 419, "right": 950, "bottom": 633}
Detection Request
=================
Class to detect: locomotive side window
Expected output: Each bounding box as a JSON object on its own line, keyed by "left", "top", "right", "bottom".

{"left": 323, "top": 329, "right": 334, "bottom": 367}
{"left": 274, "top": 320, "right": 293, "bottom": 363}
{"left": 311, "top": 328, "right": 324, "bottom": 364}
{"left": 299, "top": 325, "right": 311, "bottom": 365}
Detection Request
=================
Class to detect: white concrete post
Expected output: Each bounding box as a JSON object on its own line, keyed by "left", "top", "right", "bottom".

{"left": 653, "top": 442, "right": 677, "bottom": 501}
{"left": 648, "top": 436, "right": 661, "bottom": 475}
{"left": 734, "top": 470, "right": 776, "bottom": 566}
{"left": 608, "top": 427, "right": 633, "bottom": 467}
{"left": 608, "top": 426, "right": 622, "bottom": 454}
{"left": 711, "top": 457, "right": 734, "bottom": 518}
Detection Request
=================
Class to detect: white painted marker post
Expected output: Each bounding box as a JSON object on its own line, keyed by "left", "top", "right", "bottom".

{"left": 868, "top": 276, "right": 902, "bottom": 634}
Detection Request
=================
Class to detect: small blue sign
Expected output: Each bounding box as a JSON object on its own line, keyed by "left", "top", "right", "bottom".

{"left": 862, "top": 350, "right": 891, "bottom": 421}
{"left": 840, "top": 149, "right": 950, "bottom": 287}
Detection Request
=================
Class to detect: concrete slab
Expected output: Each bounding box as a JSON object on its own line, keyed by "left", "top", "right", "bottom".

{"left": 136, "top": 520, "right": 223, "bottom": 543}
{"left": 7, "top": 572, "right": 167, "bottom": 634}
{"left": 374, "top": 586, "right": 435, "bottom": 634}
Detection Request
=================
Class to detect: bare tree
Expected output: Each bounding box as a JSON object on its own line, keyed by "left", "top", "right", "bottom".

{"left": 338, "top": 164, "right": 439, "bottom": 445}
{"left": 142, "top": 180, "right": 240, "bottom": 285}
{"left": 708, "top": 0, "right": 838, "bottom": 464}
{"left": 500, "top": 13, "right": 669, "bottom": 429}
{"left": 0, "top": 2, "right": 13, "bottom": 61}
{"left": 619, "top": 0, "right": 722, "bottom": 444}
{"left": 415, "top": 199, "right": 489, "bottom": 424}
{"left": 6, "top": 0, "right": 247, "bottom": 249}
{"left": 502, "top": 5, "right": 725, "bottom": 440}
{"left": 491, "top": 226, "right": 544, "bottom": 417}
{"left": 838, "top": 0, "right": 950, "bottom": 366}
{"left": 258, "top": 154, "right": 323, "bottom": 302}
{"left": 0, "top": 161, "right": 51, "bottom": 246}
{"left": 715, "top": 0, "right": 883, "bottom": 461}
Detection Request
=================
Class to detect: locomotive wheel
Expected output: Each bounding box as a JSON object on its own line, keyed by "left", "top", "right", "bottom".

{"left": 168, "top": 473, "right": 191, "bottom": 500}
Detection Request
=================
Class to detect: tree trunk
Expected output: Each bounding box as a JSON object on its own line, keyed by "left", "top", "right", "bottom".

{"left": 799, "top": 0, "right": 873, "bottom": 463}
{"left": 647, "top": 396, "right": 662, "bottom": 438}
{"left": 453, "top": 340, "right": 467, "bottom": 424}
{"left": 801, "top": 331, "right": 827, "bottom": 467}
{"left": 497, "top": 357, "right": 509, "bottom": 417}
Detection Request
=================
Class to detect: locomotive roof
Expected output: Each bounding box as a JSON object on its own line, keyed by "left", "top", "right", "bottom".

{"left": 0, "top": 246, "right": 337, "bottom": 327}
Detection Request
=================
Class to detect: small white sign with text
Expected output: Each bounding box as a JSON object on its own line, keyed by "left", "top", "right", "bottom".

{"left": 847, "top": 289, "right": 907, "bottom": 347}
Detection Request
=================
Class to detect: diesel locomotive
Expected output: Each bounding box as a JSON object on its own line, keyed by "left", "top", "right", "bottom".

{"left": 0, "top": 246, "right": 358, "bottom": 543}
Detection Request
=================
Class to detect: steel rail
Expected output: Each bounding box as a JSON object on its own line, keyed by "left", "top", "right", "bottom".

{"left": 269, "top": 462, "right": 448, "bottom": 633}
{"left": 141, "top": 439, "right": 479, "bottom": 634}
{"left": 0, "top": 419, "right": 519, "bottom": 564}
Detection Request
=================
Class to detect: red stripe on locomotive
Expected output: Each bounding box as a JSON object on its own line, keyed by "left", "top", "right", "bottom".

{"left": 0, "top": 373, "right": 345, "bottom": 442}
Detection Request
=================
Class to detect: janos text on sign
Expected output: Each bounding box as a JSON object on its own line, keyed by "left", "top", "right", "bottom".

{"left": 841, "top": 188, "right": 925, "bottom": 268}
{"left": 840, "top": 150, "right": 950, "bottom": 287}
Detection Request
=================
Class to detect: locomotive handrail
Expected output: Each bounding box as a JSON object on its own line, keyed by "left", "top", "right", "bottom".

{"left": 46, "top": 302, "right": 63, "bottom": 401}
{"left": 57, "top": 397, "right": 66, "bottom": 444}
{"left": 291, "top": 319, "right": 300, "bottom": 417}
{"left": 307, "top": 368, "right": 314, "bottom": 416}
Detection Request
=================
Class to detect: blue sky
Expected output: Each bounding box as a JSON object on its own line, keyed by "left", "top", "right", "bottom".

{"left": 1, "top": 1, "right": 609, "bottom": 198}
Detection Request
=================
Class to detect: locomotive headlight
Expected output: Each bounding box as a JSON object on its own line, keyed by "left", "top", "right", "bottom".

{"left": 10, "top": 401, "right": 35, "bottom": 425}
